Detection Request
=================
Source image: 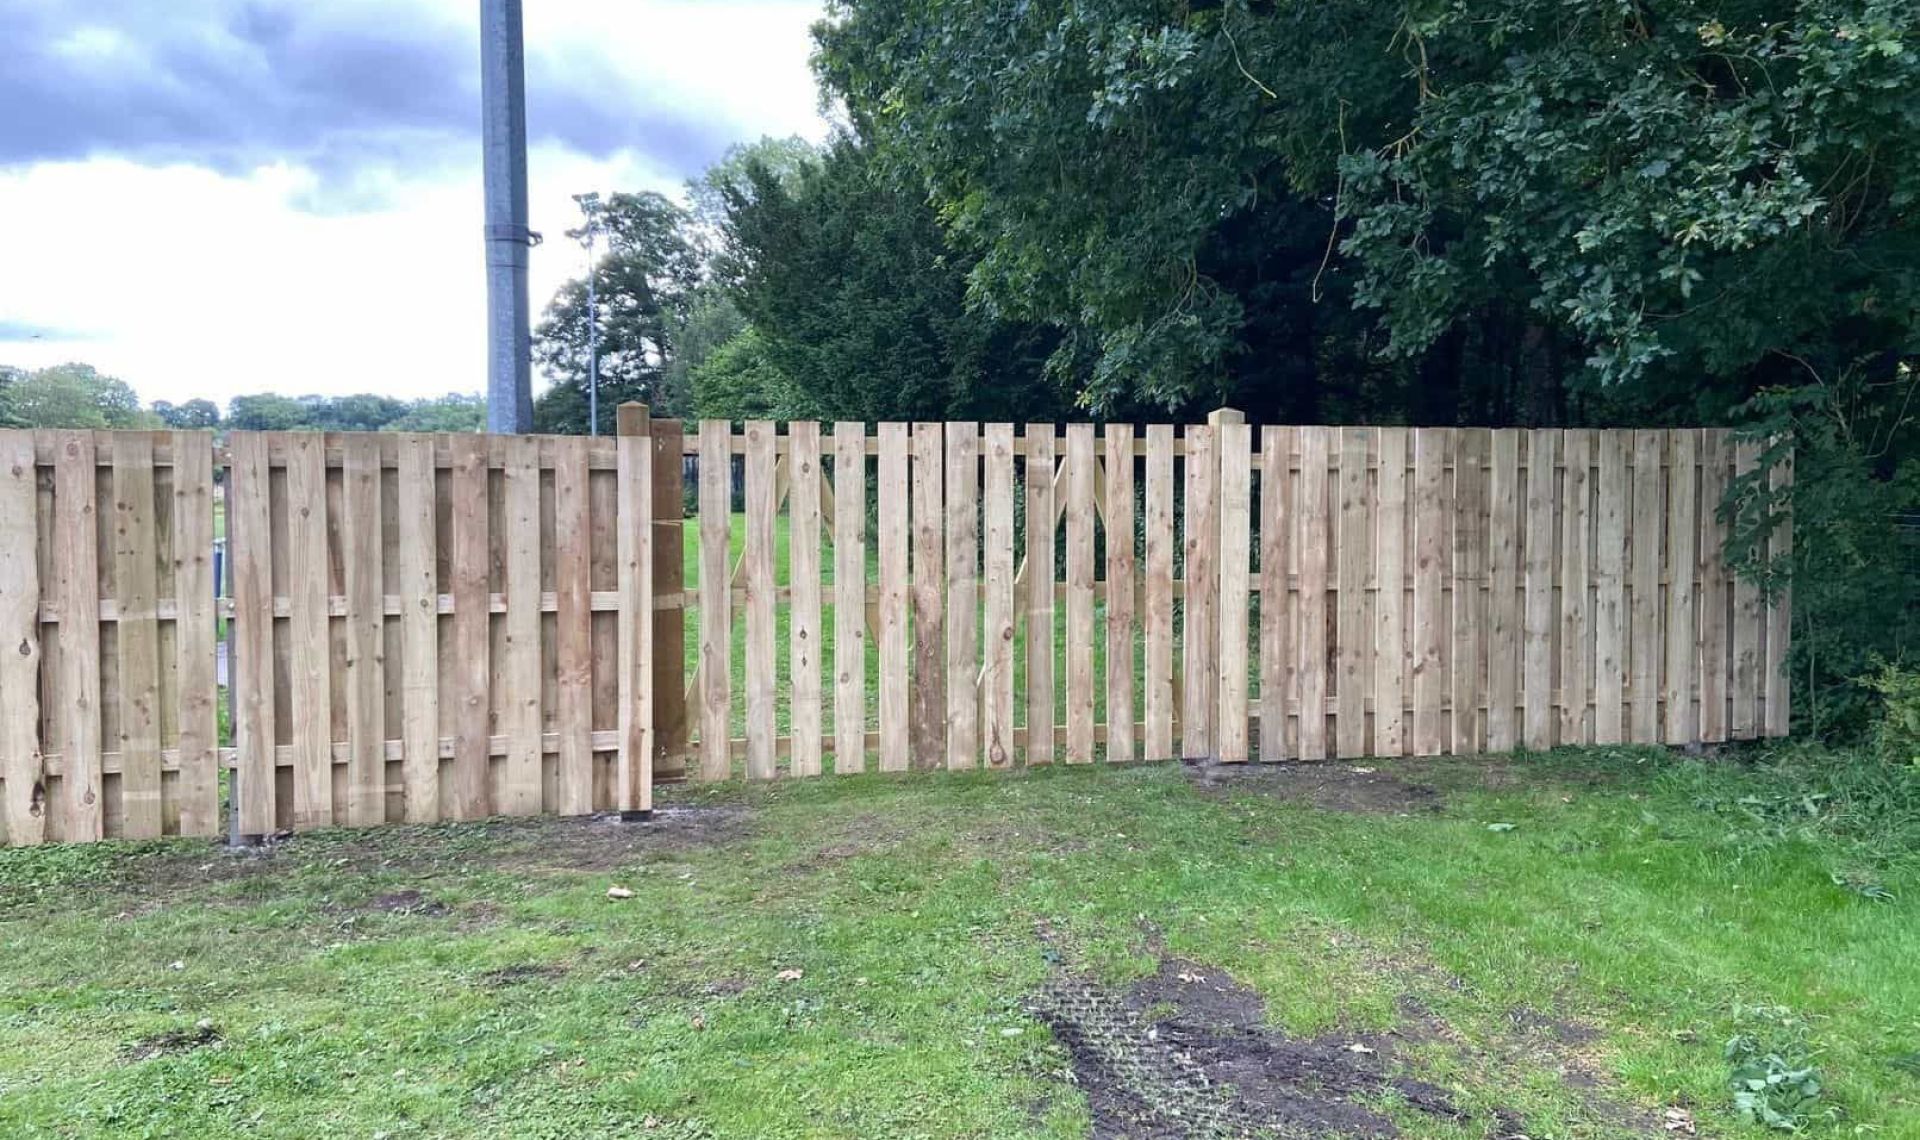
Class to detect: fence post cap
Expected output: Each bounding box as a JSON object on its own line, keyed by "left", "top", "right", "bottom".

{"left": 617, "top": 404, "right": 651, "bottom": 436}
{"left": 1206, "top": 407, "right": 1246, "bottom": 426}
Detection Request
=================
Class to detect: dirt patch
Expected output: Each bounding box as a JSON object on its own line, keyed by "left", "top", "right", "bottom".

{"left": 1029, "top": 957, "right": 1467, "bottom": 1138}
{"left": 1186, "top": 761, "right": 1443, "bottom": 816}
{"left": 363, "top": 889, "right": 449, "bottom": 917}
{"left": 124, "top": 1022, "right": 221, "bottom": 1062}
{"left": 481, "top": 963, "right": 571, "bottom": 987}
{"left": 1507, "top": 1006, "right": 1602, "bottom": 1046}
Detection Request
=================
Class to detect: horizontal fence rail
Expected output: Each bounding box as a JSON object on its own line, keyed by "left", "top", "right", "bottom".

{"left": 0, "top": 416, "right": 1790, "bottom": 848}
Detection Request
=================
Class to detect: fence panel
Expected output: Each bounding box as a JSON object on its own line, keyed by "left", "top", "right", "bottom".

{"left": 2, "top": 417, "right": 1794, "bottom": 848}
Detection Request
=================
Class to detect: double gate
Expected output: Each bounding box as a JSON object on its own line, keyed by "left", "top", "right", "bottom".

{"left": 0, "top": 411, "right": 1790, "bottom": 847}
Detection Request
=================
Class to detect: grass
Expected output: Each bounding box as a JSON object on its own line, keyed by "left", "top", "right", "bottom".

{"left": 2, "top": 744, "right": 1917, "bottom": 1137}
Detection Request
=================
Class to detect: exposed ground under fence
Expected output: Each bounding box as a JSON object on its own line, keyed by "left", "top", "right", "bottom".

{"left": 0, "top": 415, "right": 1789, "bottom": 848}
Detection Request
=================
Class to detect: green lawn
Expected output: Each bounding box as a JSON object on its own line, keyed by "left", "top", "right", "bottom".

{"left": 2, "top": 744, "right": 1915, "bottom": 1138}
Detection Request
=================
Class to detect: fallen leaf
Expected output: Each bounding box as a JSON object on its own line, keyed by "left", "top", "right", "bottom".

{"left": 1662, "top": 1106, "right": 1696, "bottom": 1134}
{"left": 1345, "top": 1043, "right": 1376, "bottom": 1055}
{"left": 607, "top": 886, "right": 634, "bottom": 900}
{"left": 690, "top": 1012, "right": 706, "bottom": 1031}
{"left": 1486, "top": 822, "right": 1518, "bottom": 832}
{"left": 776, "top": 968, "right": 804, "bottom": 982}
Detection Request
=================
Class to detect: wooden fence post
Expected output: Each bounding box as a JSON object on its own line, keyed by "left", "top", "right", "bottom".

{"left": 650, "top": 417, "right": 688, "bottom": 778}
{"left": 617, "top": 404, "right": 656, "bottom": 817}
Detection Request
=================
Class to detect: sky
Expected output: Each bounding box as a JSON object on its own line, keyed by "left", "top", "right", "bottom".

{"left": 0, "top": 0, "right": 831, "bottom": 407}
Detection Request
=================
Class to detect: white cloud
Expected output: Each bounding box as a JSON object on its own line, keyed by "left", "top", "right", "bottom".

{"left": 0, "top": 0, "right": 829, "bottom": 408}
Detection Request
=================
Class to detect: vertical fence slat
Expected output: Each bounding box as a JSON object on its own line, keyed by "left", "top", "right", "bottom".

{"left": 698, "top": 421, "right": 733, "bottom": 780}
{"left": 553, "top": 435, "right": 594, "bottom": 813}
{"left": 744, "top": 421, "right": 778, "bottom": 781}
{"left": 944, "top": 422, "right": 979, "bottom": 770}
{"left": 911, "top": 423, "right": 945, "bottom": 769}
{"left": 1630, "top": 430, "right": 1665, "bottom": 744}
{"left": 1181, "top": 424, "right": 1218, "bottom": 759}
{"left": 1065, "top": 424, "right": 1097, "bottom": 764}
{"left": 1522, "top": 430, "right": 1557, "bottom": 752}
{"left": 878, "top": 423, "right": 912, "bottom": 772}
{"left": 501, "top": 436, "right": 543, "bottom": 814}
{"left": 1410, "top": 429, "right": 1448, "bottom": 757}
{"left": 1450, "top": 430, "right": 1489, "bottom": 756}
{"left": 1216, "top": 421, "right": 1251, "bottom": 762}
{"left": 1765, "top": 446, "right": 1793, "bottom": 737}
{"left": 281, "top": 433, "right": 332, "bottom": 829}
{"left": 1594, "top": 431, "right": 1629, "bottom": 745}
{"left": 650, "top": 420, "right": 688, "bottom": 777}
{"left": 1731, "top": 441, "right": 1762, "bottom": 738}
{"left": 397, "top": 435, "right": 439, "bottom": 822}
{"left": 1024, "top": 425, "right": 1057, "bottom": 765}
{"left": 1297, "top": 428, "right": 1331, "bottom": 761}
{"left": 342, "top": 434, "right": 388, "bottom": 826}
{"left": 1374, "top": 427, "right": 1408, "bottom": 758}
{"left": 1143, "top": 425, "right": 1175, "bottom": 761}
{"left": 1559, "top": 430, "right": 1593, "bottom": 746}
{"left": 1697, "top": 431, "right": 1730, "bottom": 743}
{"left": 170, "top": 432, "right": 217, "bottom": 837}
{"left": 982, "top": 424, "right": 1017, "bottom": 768}
{"left": 832, "top": 423, "right": 867, "bottom": 774}
{"left": 448, "top": 434, "right": 491, "bottom": 818}
{"left": 1104, "top": 424, "right": 1136, "bottom": 766}
{"left": 1335, "top": 428, "right": 1371, "bottom": 758}
{"left": 111, "top": 433, "right": 163, "bottom": 839}
{"left": 0, "top": 431, "right": 43, "bottom": 846}
{"left": 1486, "top": 430, "right": 1521, "bottom": 753}
{"left": 791, "top": 423, "right": 824, "bottom": 778}
{"left": 617, "top": 407, "right": 655, "bottom": 813}
{"left": 1664, "top": 429, "right": 1699, "bottom": 745}
{"left": 1258, "top": 427, "right": 1292, "bottom": 762}
{"left": 227, "top": 432, "right": 272, "bottom": 839}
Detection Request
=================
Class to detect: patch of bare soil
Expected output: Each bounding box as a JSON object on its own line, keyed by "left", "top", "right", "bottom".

{"left": 124, "top": 1022, "right": 221, "bottom": 1062}
{"left": 1028, "top": 957, "right": 1470, "bottom": 1138}
{"left": 363, "top": 889, "right": 449, "bottom": 917}
{"left": 1186, "top": 761, "right": 1443, "bottom": 816}
{"left": 481, "top": 963, "right": 571, "bottom": 987}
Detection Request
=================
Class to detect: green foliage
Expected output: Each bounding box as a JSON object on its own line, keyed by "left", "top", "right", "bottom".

{"left": 223, "top": 392, "right": 482, "bottom": 434}
{"left": 690, "top": 327, "right": 802, "bottom": 420}
{"left": 534, "top": 191, "right": 704, "bottom": 434}
{"left": 0, "top": 362, "right": 153, "bottom": 428}
{"left": 152, "top": 398, "right": 221, "bottom": 429}
{"left": 380, "top": 394, "right": 486, "bottom": 433}
{"left": 1669, "top": 740, "right": 1920, "bottom": 874}
{"left": 1862, "top": 662, "right": 1920, "bottom": 768}
{"left": 1725, "top": 1006, "right": 1830, "bottom": 1132}
{"left": 225, "top": 393, "right": 310, "bottom": 431}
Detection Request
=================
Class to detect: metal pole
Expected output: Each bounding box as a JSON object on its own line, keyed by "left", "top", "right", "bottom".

{"left": 481, "top": 0, "right": 535, "bottom": 433}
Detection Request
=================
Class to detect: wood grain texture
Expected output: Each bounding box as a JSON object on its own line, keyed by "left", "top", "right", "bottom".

{"left": 649, "top": 419, "right": 688, "bottom": 775}
{"left": 1485, "top": 431, "right": 1521, "bottom": 753}
{"left": 1697, "top": 432, "right": 1730, "bottom": 743}
{"left": 743, "top": 421, "right": 778, "bottom": 781}
{"left": 616, "top": 409, "right": 655, "bottom": 813}
{"left": 877, "top": 423, "right": 911, "bottom": 772}
{"left": 1593, "top": 431, "right": 1628, "bottom": 745}
{"left": 1336, "top": 428, "right": 1371, "bottom": 758}
{"left": 111, "top": 432, "right": 163, "bottom": 839}
{"left": 833, "top": 423, "right": 868, "bottom": 773}
{"left": 910, "top": 422, "right": 945, "bottom": 770}
{"left": 1410, "top": 429, "right": 1448, "bottom": 757}
{"left": 1215, "top": 421, "right": 1251, "bottom": 762}
{"left": 1181, "top": 425, "right": 1217, "bottom": 758}
{"left": 169, "top": 432, "right": 218, "bottom": 838}
{"left": 1731, "top": 441, "right": 1762, "bottom": 739}
{"left": 699, "top": 420, "right": 734, "bottom": 780}
{"left": 1629, "top": 431, "right": 1665, "bottom": 744}
{"left": 553, "top": 435, "right": 594, "bottom": 813}
{"left": 1559, "top": 430, "right": 1593, "bottom": 746}
{"left": 1373, "top": 427, "right": 1408, "bottom": 758}
{"left": 342, "top": 433, "right": 389, "bottom": 826}
{"left": 0, "top": 431, "right": 43, "bottom": 846}
{"left": 1297, "top": 428, "right": 1331, "bottom": 761}
{"left": 790, "top": 422, "right": 824, "bottom": 778}
{"left": 1024, "top": 425, "right": 1057, "bottom": 765}
{"left": 944, "top": 422, "right": 979, "bottom": 769}
{"left": 1449, "top": 430, "right": 1489, "bottom": 756}
{"left": 1664, "top": 429, "right": 1699, "bottom": 745}
{"left": 447, "top": 433, "right": 491, "bottom": 818}
{"left": 1258, "top": 427, "right": 1292, "bottom": 762}
{"left": 225, "top": 432, "right": 272, "bottom": 837}
{"left": 282, "top": 433, "right": 333, "bottom": 829}
{"left": 1065, "top": 424, "right": 1097, "bottom": 764}
{"left": 1522, "top": 430, "right": 1557, "bottom": 751}
{"left": 1143, "top": 425, "right": 1176, "bottom": 761}
{"left": 1104, "top": 424, "right": 1136, "bottom": 766}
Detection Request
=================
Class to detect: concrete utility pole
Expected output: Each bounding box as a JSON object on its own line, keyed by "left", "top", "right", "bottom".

{"left": 481, "top": 0, "right": 536, "bottom": 433}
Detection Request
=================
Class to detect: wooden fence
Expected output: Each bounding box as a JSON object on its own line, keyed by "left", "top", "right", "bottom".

{"left": 0, "top": 414, "right": 1790, "bottom": 848}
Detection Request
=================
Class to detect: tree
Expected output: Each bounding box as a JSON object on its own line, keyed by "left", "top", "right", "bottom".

{"left": 1, "top": 363, "right": 153, "bottom": 428}
{"left": 153, "top": 399, "right": 222, "bottom": 429}
{"left": 713, "top": 137, "right": 1068, "bottom": 423}
{"left": 534, "top": 191, "right": 705, "bottom": 434}
{"left": 226, "top": 393, "right": 312, "bottom": 432}
{"left": 0, "top": 366, "right": 22, "bottom": 427}
{"left": 382, "top": 394, "right": 486, "bottom": 432}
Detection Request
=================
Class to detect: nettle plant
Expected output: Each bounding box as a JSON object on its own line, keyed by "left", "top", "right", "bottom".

{"left": 1725, "top": 1006, "right": 1834, "bottom": 1132}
